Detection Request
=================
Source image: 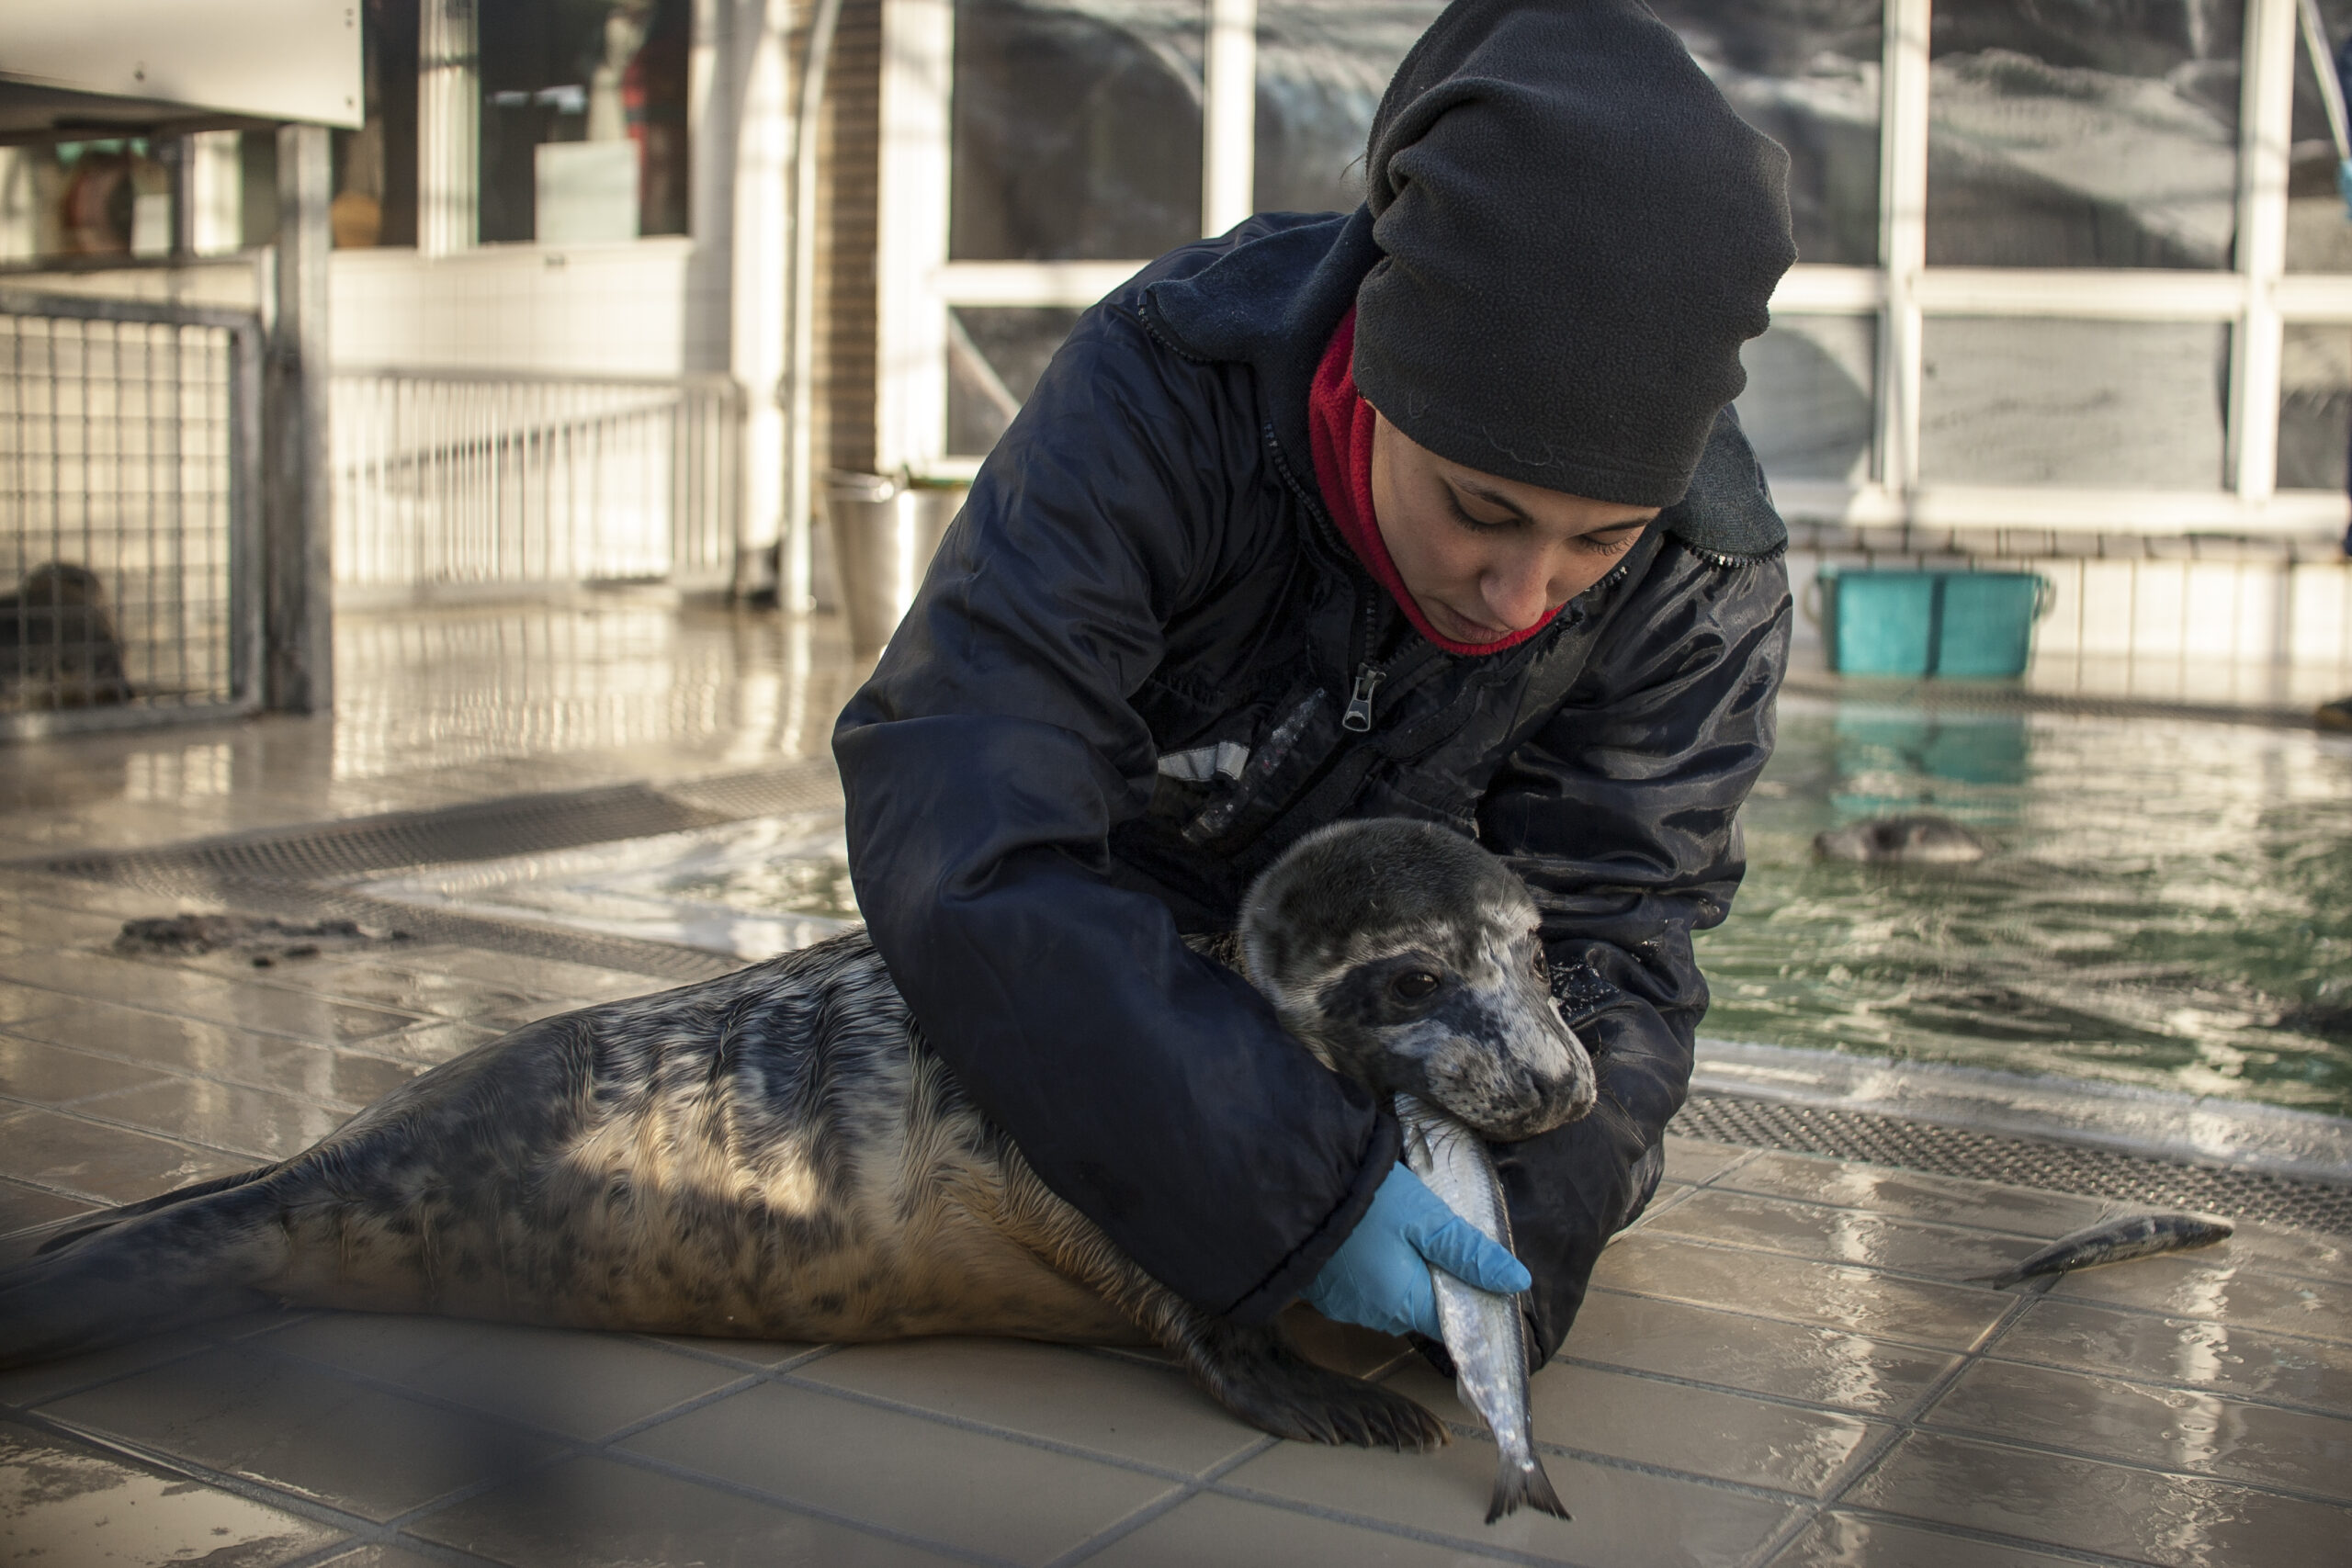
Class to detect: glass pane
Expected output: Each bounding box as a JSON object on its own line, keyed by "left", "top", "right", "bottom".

{"left": 1734, "top": 314, "right": 1875, "bottom": 485}
{"left": 2288, "top": 0, "right": 2352, "bottom": 272}
{"left": 1927, "top": 1, "right": 2243, "bottom": 269}
{"left": 1255, "top": 4, "right": 1882, "bottom": 265}
{"left": 2278, "top": 323, "right": 2351, "bottom": 490}
{"left": 1653, "top": 2, "right": 1883, "bottom": 266}
{"left": 1919, "top": 318, "right": 2228, "bottom": 488}
{"left": 334, "top": 0, "right": 422, "bottom": 248}
{"left": 478, "top": 0, "right": 693, "bottom": 244}
{"left": 951, "top": 0, "right": 1204, "bottom": 262}
{"left": 947, "top": 306, "right": 1086, "bottom": 456}
{"left": 1251, "top": 2, "right": 1446, "bottom": 217}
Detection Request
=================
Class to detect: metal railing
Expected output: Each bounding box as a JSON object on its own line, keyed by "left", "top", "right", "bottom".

{"left": 0, "top": 290, "right": 263, "bottom": 739}
{"left": 332, "top": 368, "right": 742, "bottom": 599}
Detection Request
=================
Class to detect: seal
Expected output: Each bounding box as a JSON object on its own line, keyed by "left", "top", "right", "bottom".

{"left": 0, "top": 818, "right": 1594, "bottom": 1450}
{"left": 1813, "top": 813, "right": 1994, "bottom": 865}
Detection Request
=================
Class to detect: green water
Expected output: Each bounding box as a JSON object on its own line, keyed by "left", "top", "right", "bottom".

{"left": 1696, "top": 695, "right": 2352, "bottom": 1116}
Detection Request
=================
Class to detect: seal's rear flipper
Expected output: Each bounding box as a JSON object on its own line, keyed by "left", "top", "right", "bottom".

{"left": 0, "top": 1179, "right": 290, "bottom": 1369}
{"left": 1488, "top": 1449, "right": 1570, "bottom": 1523}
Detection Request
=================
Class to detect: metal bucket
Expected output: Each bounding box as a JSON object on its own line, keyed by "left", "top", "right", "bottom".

{"left": 820, "top": 471, "right": 966, "bottom": 655}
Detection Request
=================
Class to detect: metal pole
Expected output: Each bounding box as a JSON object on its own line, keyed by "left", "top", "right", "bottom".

{"left": 266, "top": 123, "right": 334, "bottom": 712}
{"left": 783, "top": 0, "right": 845, "bottom": 615}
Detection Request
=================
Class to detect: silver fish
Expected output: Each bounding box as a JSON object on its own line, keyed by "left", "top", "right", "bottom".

{"left": 1972, "top": 1211, "right": 2233, "bottom": 1290}
{"left": 1396, "top": 1091, "right": 1569, "bottom": 1524}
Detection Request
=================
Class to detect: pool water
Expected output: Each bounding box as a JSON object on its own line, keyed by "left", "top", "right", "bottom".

{"left": 1697, "top": 694, "right": 2352, "bottom": 1117}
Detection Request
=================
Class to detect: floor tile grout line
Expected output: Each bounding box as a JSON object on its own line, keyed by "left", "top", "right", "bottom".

{"left": 1041, "top": 1434, "right": 1280, "bottom": 1568}
{"left": 0, "top": 961, "right": 439, "bottom": 1046}
{"left": 1960, "top": 1343, "right": 2352, "bottom": 1425}
{"left": 1539, "top": 1352, "right": 1919, "bottom": 1425}
{"left": 0, "top": 1019, "right": 466, "bottom": 1116}
{"left": 0, "top": 1089, "right": 289, "bottom": 1165}
{"left": 275, "top": 1528, "right": 508, "bottom": 1568}
{"left": 1737, "top": 1275, "right": 2053, "bottom": 1568}
{"left": 0, "top": 1400, "right": 391, "bottom": 1540}
{"left": 1200, "top": 1475, "right": 1635, "bottom": 1568}
{"left": 1894, "top": 1415, "right": 2352, "bottom": 1511}
{"left": 1770, "top": 1504, "right": 2198, "bottom": 1568}
{"left": 588, "top": 1441, "right": 1027, "bottom": 1568}
{"left": 1623, "top": 1219, "right": 2082, "bottom": 1293}
{"left": 1700, "top": 1174, "right": 2352, "bottom": 1285}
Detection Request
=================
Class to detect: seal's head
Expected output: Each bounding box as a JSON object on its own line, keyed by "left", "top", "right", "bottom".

{"left": 1239, "top": 818, "right": 1594, "bottom": 1141}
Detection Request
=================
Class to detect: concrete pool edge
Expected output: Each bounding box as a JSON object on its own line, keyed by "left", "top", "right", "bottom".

{"left": 1694, "top": 1036, "right": 2352, "bottom": 1186}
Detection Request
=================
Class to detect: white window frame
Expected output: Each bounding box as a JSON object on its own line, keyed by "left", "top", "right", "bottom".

{"left": 877, "top": 0, "right": 2352, "bottom": 537}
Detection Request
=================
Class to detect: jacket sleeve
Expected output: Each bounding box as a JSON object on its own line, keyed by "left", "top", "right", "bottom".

{"left": 832, "top": 303, "right": 1396, "bottom": 1324}
{"left": 1475, "top": 548, "right": 1792, "bottom": 1361}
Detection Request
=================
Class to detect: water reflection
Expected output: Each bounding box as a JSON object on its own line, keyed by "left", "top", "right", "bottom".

{"left": 1703, "top": 695, "right": 2352, "bottom": 1114}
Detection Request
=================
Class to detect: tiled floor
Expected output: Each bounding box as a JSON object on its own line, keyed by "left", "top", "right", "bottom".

{"left": 3, "top": 603, "right": 2349, "bottom": 1567}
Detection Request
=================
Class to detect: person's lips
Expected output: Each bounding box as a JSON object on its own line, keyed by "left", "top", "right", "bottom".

{"left": 1431, "top": 601, "right": 1516, "bottom": 642}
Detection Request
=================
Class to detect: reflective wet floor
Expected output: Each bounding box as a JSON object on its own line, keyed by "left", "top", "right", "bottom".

{"left": 1, "top": 601, "right": 2347, "bottom": 1566}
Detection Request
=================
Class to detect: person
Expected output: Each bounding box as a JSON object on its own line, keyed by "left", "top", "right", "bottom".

{"left": 833, "top": 0, "right": 1794, "bottom": 1362}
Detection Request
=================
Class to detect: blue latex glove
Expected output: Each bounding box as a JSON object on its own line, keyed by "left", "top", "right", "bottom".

{"left": 2337, "top": 159, "right": 2352, "bottom": 223}
{"left": 1301, "top": 1162, "right": 1533, "bottom": 1338}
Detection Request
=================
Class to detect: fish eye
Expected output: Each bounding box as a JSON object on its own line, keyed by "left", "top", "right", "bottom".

{"left": 1390, "top": 970, "right": 1441, "bottom": 1002}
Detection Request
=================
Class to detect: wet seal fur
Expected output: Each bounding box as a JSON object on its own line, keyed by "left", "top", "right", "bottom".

{"left": 0, "top": 819, "right": 1594, "bottom": 1453}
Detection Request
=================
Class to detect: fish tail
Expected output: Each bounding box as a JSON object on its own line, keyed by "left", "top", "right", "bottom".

{"left": 1487, "top": 1449, "right": 1571, "bottom": 1524}
{"left": 0, "top": 1176, "right": 289, "bottom": 1369}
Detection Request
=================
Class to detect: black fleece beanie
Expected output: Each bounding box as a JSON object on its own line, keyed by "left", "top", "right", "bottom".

{"left": 1352, "top": 0, "right": 1795, "bottom": 507}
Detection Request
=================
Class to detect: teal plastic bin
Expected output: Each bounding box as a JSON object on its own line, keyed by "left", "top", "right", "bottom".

{"left": 1817, "top": 567, "right": 2049, "bottom": 678}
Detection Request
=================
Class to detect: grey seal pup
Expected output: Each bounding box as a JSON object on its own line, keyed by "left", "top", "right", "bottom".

{"left": 0, "top": 818, "right": 1593, "bottom": 1450}
{"left": 1813, "top": 813, "right": 1994, "bottom": 865}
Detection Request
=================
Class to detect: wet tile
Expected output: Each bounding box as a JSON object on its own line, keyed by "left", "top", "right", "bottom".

{"left": 1845, "top": 1429, "right": 2352, "bottom": 1567}
{"left": 797, "top": 1337, "right": 1262, "bottom": 1474}
{"left": 1591, "top": 1233, "right": 2009, "bottom": 1349}
{"left": 1218, "top": 1432, "right": 1795, "bottom": 1568}
{"left": 619, "top": 1379, "right": 1178, "bottom": 1565}
{"left": 0, "top": 1420, "right": 347, "bottom": 1565}
{"left": 2045, "top": 1253, "right": 2352, "bottom": 1345}
{"left": 0, "top": 983, "right": 65, "bottom": 1026}
{"left": 2217, "top": 1219, "right": 2352, "bottom": 1286}
{"left": 1717, "top": 1152, "right": 2112, "bottom": 1238}
{"left": 1640, "top": 1190, "right": 2045, "bottom": 1283}
{"left": 477, "top": 998, "right": 582, "bottom": 1029}
{"left": 420, "top": 949, "right": 661, "bottom": 1001}
{"left": 0, "top": 951, "right": 421, "bottom": 1043}
{"left": 1661, "top": 1134, "right": 1750, "bottom": 1184}
{"left": 83, "top": 1077, "right": 354, "bottom": 1162}
{"left": 9, "top": 1002, "right": 431, "bottom": 1107}
{"left": 0, "top": 1322, "right": 233, "bottom": 1412}
{"left": 1927, "top": 1357, "right": 2352, "bottom": 1501}
{"left": 0, "top": 1175, "right": 99, "bottom": 1245}
{"left": 639, "top": 1331, "right": 825, "bottom": 1370}
{"left": 266, "top": 1313, "right": 750, "bottom": 1441}
{"left": 265, "top": 962, "right": 548, "bottom": 1021}
{"left": 1770, "top": 1510, "right": 2095, "bottom": 1567}
{"left": 412, "top": 1453, "right": 963, "bottom": 1567}
{"left": 44, "top": 1344, "right": 560, "bottom": 1522}
{"left": 0, "top": 1032, "right": 171, "bottom": 1104}
{"left": 0, "top": 1103, "right": 247, "bottom": 1204}
{"left": 312, "top": 1545, "right": 474, "bottom": 1568}
{"left": 372, "top": 1019, "right": 509, "bottom": 1066}
{"left": 1387, "top": 1359, "right": 1883, "bottom": 1496}
{"left": 0, "top": 902, "right": 143, "bottom": 950}
{"left": 1567, "top": 1292, "right": 1961, "bottom": 1418}
{"left": 1085, "top": 1492, "right": 1510, "bottom": 1567}
{"left": 1999, "top": 1296, "right": 2352, "bottom": 1416}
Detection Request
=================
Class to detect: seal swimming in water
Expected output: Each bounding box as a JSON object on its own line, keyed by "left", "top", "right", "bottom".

{"left": 1813, "top": 813, "right": 1994, "bottom": 865}
{"left": 0, "top": 818, "right": 1593, "bottom": 1451}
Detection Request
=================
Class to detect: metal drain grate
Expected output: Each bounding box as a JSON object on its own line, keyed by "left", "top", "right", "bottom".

{"left": 1675, "top": 1092, "right": 2352, "bottom": 1237}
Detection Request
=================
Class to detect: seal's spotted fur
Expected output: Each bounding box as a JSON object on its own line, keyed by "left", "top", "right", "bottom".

{"left": 0, "top": 820, "right": 1592, "bottom": 1449}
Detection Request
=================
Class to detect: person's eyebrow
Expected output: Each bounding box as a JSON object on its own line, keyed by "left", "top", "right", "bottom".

{"left": 1450, "top": 478, "right": 1535, "bottom": 523}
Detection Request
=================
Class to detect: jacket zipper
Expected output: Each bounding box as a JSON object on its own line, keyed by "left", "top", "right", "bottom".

{"left": 1342, "top": 663, "right": 1386, "bottom": 731}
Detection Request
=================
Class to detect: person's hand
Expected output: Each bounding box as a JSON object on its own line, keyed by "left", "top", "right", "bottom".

{"left": 1301, "top": 1162, "right": 1532, "bottom": 1338}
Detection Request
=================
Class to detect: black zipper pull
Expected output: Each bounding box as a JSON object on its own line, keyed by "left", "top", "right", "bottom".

{"left": 1342, "top": 663, "right": 1387, "bottom": 732}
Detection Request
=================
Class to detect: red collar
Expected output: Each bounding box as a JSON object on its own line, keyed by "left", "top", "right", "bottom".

{"left": 1306, "top": 309, "right": 1557, "bottom": 657}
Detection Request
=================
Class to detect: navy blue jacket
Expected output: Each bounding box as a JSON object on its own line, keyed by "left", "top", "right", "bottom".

{"left": 834, "top": 209, "right": 1791, "bottom": 1357}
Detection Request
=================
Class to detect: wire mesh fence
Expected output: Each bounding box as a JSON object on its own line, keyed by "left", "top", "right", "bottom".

{"left": 332, "top": 369, "right": 741, "bottom": 600}
{"left": 0, "top": 291, "right": 261, "bottom": 739}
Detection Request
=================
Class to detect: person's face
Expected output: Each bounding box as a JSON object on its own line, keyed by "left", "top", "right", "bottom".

{"left": 1368, "top": 411, "right": 1658, "bottom": 644}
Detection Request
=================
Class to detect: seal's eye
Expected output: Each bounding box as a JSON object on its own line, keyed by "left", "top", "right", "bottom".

{"left": 1390, "top": 971, "right": 1441, "bottom": 1002}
